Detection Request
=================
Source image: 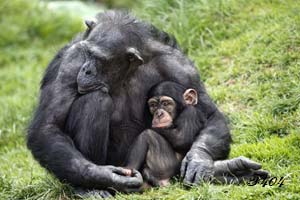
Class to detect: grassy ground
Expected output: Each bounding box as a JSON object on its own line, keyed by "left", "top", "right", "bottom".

{"left": 0, "top": 0, "right": 299, "bottom": 199}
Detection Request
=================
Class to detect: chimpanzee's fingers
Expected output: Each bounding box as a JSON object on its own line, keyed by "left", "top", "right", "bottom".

{"left": 180, "top": 158, "right": 188, "bottom": 178}
{"left": 214, "top": 169, "right": 269, "bottom": 185}
{"left": 213, "top": 175, "right": 240, "bottom": 184}
{"left": 98, "top": 190, "right": 113, "bottom": 198}
{"left": 228, "top": 156, "right": 262, "bottom": 172}
{"left": 253, "top": 169, "right": 269, "bottom": 178}
{"left": 111, "top": 167, "right": 143, "bottom": 189}
{"left": 194, "top": 171, "right": 210, "bottom": 184}
{"left": 112, "top": 174, "right": 143, "bottom": 189}
{"left": 183, "top": 170, "right": 195, "bottom": 185}
{"left": 183, "top": 162, "right": 197, "bottom": 184}
{"left": 193, "top": 170, "right": 203, "bottom": 185}
{"left": 238, "top": 156, "right": 262, "bottom": 170}
{"left": 182, "top": 159, "right": 214, "bottom": 185}
{"left": 193, "top": 164, "right": 213, "bottom": 184}
{"left": 130, "top": 169, "right": 143, "bottom": 181}
{"left": 111, "top": 166, "right": 130, "bottom": 176}
{"left": 122, "top": 185, "right": 143, "bottom": 193}
{"left": 213, "top": 173, "right": 256, "bottom": 185}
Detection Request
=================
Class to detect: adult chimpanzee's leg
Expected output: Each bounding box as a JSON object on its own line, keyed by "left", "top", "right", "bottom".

{"left": 65, "top": 90, "right": 112, "bottom": 165}
{"left": 126, "top": 129, "right": 180, "bottom": 186}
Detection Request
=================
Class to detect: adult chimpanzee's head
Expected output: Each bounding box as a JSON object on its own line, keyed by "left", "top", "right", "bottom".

{"left": 55, "top": 39, "right": 112, "bottom": 95}
{"left": 58, "top": 11, "right": 179, "bottom": 94}
{"left": 76, "top": 53, "right": 109, "bottom": 94}
{"left": 76, "top": 11, "right": 149, "bottom": 92}
{"left": 147, "top": 81, "right": 198, "bottom": 128}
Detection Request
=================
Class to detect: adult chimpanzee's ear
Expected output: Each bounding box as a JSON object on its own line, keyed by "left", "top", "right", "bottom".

{"left": 83, "top": 19, "right": 97, "bottom": 38}
{"left": 85, "top": 19, "right": 96, "bottom": 30}
{"left": 183, "top": 89, "right": 198, "bottom": 105}
{"left": 126, "top": 47, "right": 144, "bottom": 65}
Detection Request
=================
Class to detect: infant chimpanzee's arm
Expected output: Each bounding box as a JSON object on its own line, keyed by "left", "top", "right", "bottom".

{"left": 156, "top": 106, "right": 206, "bottom": 152}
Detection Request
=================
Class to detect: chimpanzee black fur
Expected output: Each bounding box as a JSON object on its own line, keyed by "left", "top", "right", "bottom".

{"left": 126, "top": 81, "right": 207, "bottom": 186}
{"left": 27, "top": 11, "right": 268, "bottom": 196}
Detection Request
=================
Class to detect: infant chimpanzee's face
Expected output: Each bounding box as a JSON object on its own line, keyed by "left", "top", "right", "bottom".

{"left": 148, "top": 96, "right": 177, "bottom": 128}
{"left": 147, "top": 87, "right": 198, "bottom": 129}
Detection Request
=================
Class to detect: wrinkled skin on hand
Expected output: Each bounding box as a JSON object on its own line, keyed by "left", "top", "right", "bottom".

{"left": 213, "top": 156, "right": 269, "bottom": 184}
{"left": 181, "top": 154, "right": 269, "bottom": 185}
{"left": 100, "top": 166, "right": 143, "bottom": 192}
{"left": 180, "top": 149, "right": 214, "bottom": 184}
{"left": 76, "top": 165, "right": 143, "bottom": 198}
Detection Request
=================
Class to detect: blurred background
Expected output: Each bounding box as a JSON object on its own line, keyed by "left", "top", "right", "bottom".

{"left": 0, "top": 0, "right": 299, "bottom": 199}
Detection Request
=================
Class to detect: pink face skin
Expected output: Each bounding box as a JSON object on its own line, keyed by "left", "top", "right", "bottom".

{"left": 148, "top": 96, "right": 176, "bottom": 128}
{"left": 151, "top": 109, "right": 173, "bottom": 128}
{"left": 148, "top": 89, "right": 198, "bottom": 129}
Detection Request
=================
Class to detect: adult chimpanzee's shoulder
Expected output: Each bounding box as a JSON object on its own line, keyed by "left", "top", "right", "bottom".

{"left": 41, "top": 46, "right": 67, "bottom": 88}
{"left": 41, "top": 34, "right": 83, "bottom": 89}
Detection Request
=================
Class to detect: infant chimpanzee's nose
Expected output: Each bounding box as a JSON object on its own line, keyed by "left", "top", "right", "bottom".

{"left": 156, "top": 109, "right": 164, "bottom": 118}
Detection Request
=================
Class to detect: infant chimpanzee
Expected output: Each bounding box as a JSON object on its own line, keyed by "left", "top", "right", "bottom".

{"left": 125, "top": 81, "right": 206, "bottom": 187}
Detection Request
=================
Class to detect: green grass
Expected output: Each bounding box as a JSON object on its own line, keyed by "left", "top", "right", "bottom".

{"left": 0, "top": 0, "right": 299, "bottom": 199}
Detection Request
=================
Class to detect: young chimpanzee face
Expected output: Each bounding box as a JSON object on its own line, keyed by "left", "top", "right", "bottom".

{"left": 147, "top": 85, "right": 198, "bottom": 129}
{"left": 148, "top": 96, "right": 177, "bottom": 128}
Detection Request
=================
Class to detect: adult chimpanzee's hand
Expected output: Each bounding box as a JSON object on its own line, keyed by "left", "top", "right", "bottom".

{"left": 98, "top": 166, "right": 143, "bottom": 192}
{"left": 213, "top": 156, "right": 269, "bottom": 184}
{"left": 181, "top": 153, "right": 269, "bottom": 185}
{"left": 180, "top": 148, "right": 214, "bottom": 184}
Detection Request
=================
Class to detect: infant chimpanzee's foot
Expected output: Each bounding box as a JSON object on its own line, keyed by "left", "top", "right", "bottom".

{"left": 159, "top": 179, "right": 170, "bottom": 187}
{"left": 123, "top": 168, "right": 133, "bottom": 176}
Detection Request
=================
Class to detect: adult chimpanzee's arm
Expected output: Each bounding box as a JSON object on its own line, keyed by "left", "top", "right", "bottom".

{"left": 28, "top": 123, "right": 142, "bottom": 191}
{"left": 27, "top": 43, "right": 143, "bottom": 192}
{"left": 28, "top": 87, "right": 142, "bottom": 192}
{"left": 213, "top": 156, "right": 269, "bottom": 184}
{"left": 180, "top": 108, "right": 232, "bottom": 184}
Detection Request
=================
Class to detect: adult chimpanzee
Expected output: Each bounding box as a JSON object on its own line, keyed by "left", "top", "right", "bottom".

{"left": 27, "top": 11, "right": 267, "bottom": 196}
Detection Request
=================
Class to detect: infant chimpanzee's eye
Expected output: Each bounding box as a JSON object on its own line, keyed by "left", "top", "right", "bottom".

{"left": 150, "top": 103, "right": 157, "bottom": 108}
{"left": 162, "top": 101, "right": 169, "bottom": 106}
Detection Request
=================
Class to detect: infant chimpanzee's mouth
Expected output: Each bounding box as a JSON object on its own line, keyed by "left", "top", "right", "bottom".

{"left": 78, "top": 83, "right": 109, "bottom": 94}
{"left": 152, "top": 120, "right": 172, "bottom": 128}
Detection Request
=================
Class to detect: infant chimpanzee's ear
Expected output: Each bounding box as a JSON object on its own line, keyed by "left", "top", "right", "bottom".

{"left": 183, "top": 89, "right": 198, "bottom": 105}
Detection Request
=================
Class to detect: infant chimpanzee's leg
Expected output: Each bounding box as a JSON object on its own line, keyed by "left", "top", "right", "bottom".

{"left": 126, "top": 129, "right": 181, "bottom": 187}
